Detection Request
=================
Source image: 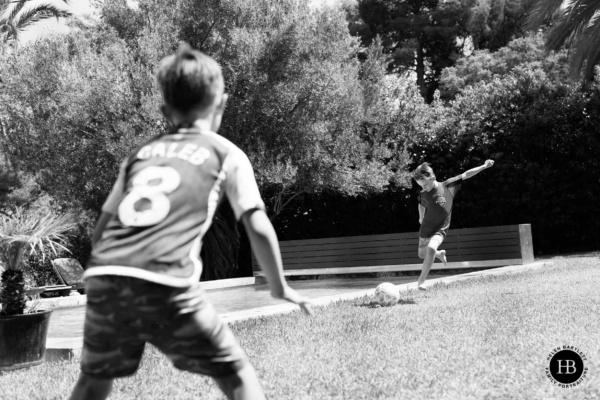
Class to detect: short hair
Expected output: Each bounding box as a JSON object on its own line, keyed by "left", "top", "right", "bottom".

{"left": 157, "top": 44, "right": 224, "bottom": 113}
{"left": 412, "top": 162, "right": 436, "bottom": 181}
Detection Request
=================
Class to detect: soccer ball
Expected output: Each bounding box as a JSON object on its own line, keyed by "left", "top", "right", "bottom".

{"left": 374, "top": 282, "right": 400, "bottom": 306}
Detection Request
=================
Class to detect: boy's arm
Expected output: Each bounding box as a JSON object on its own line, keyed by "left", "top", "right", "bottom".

{"left": 460, "top": 159, "right": 494, "bottom": 180}
{"left": 418, "top": 204, "right": 426, "bottom": 224}
{"left": 91, "top": 212, "right": 113, "bottom": 247}
{"left": 91, "top": 159, "right": 128, "bottom": 247}
{"left": 241, "top": 209, "right": 314, "bottom": 315}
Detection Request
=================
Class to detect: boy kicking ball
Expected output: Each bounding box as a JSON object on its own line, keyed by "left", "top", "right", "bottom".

{"left": 69, "top": 45, "right": 314, "bottom": 400}
{"left": 413, "top": 160, "right": 494, "bottom": 290}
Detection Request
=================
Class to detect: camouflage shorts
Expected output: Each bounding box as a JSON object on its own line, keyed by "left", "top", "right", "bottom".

{"left": 418, "top": 233, "right": 444, "bottom": 250}
{"left": 80, "top": 275, "right": 247, "bottom": 379}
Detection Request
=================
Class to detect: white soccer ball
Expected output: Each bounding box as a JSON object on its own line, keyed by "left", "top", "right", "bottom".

{"left": 374, "top": 282, "right": 400, "bottom": 306}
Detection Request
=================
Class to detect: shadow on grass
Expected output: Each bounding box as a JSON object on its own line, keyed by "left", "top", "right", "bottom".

{"left": 537, "top": 250, "right": 600, "bottom": 260}
{"left": 357, "top": 298, "right": 417, "bottom": 308}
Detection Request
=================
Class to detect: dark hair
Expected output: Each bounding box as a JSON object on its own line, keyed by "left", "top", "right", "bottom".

{"left": 157, "top": 44, "right": 224, "bottom": 113}
{"left": 412, "top": 162, "right": 436, "bottom": 180}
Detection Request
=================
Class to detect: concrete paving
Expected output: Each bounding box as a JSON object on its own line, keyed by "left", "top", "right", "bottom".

{"left": 44, "top": 261, "right": 551, "bottom": 362}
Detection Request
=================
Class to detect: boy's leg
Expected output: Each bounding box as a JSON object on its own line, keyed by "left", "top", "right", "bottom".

{"left": 69, "top": 374, "right": 113, "bottom": 400}
{"left": 153, "top": 283, "right": 264, "bottom": 400}
{"left": 417, "top": 238, "right": 446, "bottom": 263}
{"left": 417, "top": 234, "right": 445, "bottom": 289}
{"left": 213, "top": 363, "right": 266, "bottom": 400}
{"left": 71, "top": 276, "right": 147, "bottom": 399}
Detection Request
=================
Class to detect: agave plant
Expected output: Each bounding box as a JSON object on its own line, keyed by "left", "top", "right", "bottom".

{"left": 0, "top": 207, "right": 76, "bottom": 316}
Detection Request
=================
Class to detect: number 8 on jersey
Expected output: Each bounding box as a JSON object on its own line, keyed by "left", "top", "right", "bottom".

{"left": 118, "top": 166, "right": 181, "bottom": 227}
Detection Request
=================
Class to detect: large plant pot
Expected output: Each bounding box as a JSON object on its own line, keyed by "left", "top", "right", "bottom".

{"left": 0, "top": 309, "right": 52, "bottom": 371}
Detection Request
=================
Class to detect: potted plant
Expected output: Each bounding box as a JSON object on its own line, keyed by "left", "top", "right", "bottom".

{"left": 0, "top": 207, "right": 76, "bottom": 371}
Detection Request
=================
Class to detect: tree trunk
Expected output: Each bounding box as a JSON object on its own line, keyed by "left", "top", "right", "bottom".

{"left": 415, "top": 37, "right": 427, "bottom": 101}
{"left": 0, "top": 269, "right": 27, "bottom": 316}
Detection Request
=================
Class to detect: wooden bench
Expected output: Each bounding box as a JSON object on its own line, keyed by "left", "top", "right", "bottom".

{"left": 252, "top": 224, "right": 534, "bottom": 278}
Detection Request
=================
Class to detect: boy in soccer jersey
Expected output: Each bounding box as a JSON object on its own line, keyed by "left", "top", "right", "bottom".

{"left": 69, "top": 45, "right": 314, "bottom": 400}
{"left": 413, "top": 160, "right": 494, "bottom": 290}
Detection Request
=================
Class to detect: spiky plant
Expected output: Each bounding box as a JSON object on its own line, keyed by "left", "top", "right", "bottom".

{"left": 0, "top": 207, "right": 76, "bottom": 316}
{"left": 0, "top": 0, "right": 72, "bottom": 50}
{"left": 528, "top": 0, "right": 600, "bottom": 81}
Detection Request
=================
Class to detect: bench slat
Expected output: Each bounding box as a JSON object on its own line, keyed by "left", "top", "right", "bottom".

{"left": 278, "top": 238, "right": 521, "bottom": 257}
{"left": 278, "top": 232, "right": 521, "bottom": 253}
{"left": 276, "top": 225, "right": 520, "bottom": 247}
{"left": 278, "top": 245, "right": 521, "bottom": 265}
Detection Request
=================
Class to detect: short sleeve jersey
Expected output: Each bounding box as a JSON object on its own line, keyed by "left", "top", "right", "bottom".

{"left": 418, "top": 176, "right": 462, "bottom": 238}
{"left": 84, "top": 128, "right": 265, "bottom": 287}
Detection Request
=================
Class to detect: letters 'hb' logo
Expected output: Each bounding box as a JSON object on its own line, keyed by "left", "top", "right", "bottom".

{"left": 556, "top": 360, "right": 577, "bottom": 375}
{"left": 547, "top": 349, "right": 586, "bottom": 386}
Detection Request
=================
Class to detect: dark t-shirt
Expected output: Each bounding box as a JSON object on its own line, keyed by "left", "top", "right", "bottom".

{"left": 418, "top": 176, "right": 462, "bottom": 238}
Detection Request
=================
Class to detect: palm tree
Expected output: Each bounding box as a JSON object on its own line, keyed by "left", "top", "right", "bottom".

{"left": 528, "top": 0, "right": 600, "bottom": 81}
{"left": 0, "top": 207, "right": 76, "bottom": 316}
{"left": 0, "top": 0, "right": 72, "bottom": 48}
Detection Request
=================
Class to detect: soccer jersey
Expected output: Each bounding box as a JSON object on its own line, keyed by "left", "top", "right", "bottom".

{"left": 418, "top": 176, "right": 462, "bottom": 238}
{"left": 84, "top": 128, "right": 265, "bottom": 287}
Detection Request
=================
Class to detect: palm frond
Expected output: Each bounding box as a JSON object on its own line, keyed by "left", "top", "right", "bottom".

{"left": 526, "top": 0, "right": 566, "bottom": 30}
{"left": 0, "top": 0, "right": 12, "bottom": 17}
{"left": 0, "top": 208, "right": 76, "bottom": 270}
{"left": 546, "top": 14, "right": 585, "bottom": 51}
{"left": 13, "top": 3, "right": 72, "bottom": 31}
{"left": 0, "top": 21, "right": 18, "bottom": 43}
{"left": 546, "top": 1, "right": 600, "bottom": 48}
{"left": 529, "top": 0, "right": 600, "bottom": 81}
{"left": 571, "top": 14, "right": 600, "bottom": 79}
{"left": 6, "top": 0, "right": 29, "bottom": 25}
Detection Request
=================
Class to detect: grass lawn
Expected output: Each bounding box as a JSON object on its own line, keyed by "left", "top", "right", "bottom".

{"left": 1, "top": 255, "right": 599, "bottom": 399}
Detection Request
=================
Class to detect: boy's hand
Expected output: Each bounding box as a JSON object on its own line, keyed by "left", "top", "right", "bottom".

{"left": 484, "top": 159, "right": 495, "bottom": 168}
{"left": 274, "top": 286, "right": 315, "bottom": 316}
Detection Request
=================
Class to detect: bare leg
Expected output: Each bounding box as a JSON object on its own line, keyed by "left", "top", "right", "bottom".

{"left": 213, "top": 364, "right": 265, "bottom": 400}
{"left": 417, "top": 246, "right": 436, "bottom": 289}
{"left": 69, "top": 373, "right": 113, "bottom": 400}
{"left": 417, "top": 236, "right": 445, "bottom": 289}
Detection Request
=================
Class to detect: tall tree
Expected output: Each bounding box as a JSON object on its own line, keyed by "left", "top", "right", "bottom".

{"left": 469, "top": 0, "right": 535, "bottom": 50}
{"left": 347, "top": 0, "right": 474, "bottom": 102}
{"left": 528, "top": 0, "right": 600, "bottom": 81}
{"left": 0, "top": 0, "right": 71, "bottom": 50}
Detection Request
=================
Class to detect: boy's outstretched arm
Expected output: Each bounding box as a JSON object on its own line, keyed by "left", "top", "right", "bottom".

{"left": 241, "top": 208, "right": 315, "bottom": 316}
{"left": 461, "top": 159, "right": 494, "bottom": 180}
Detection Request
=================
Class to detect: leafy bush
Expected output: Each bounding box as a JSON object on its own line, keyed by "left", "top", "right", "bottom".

{"left": 439, "top": 33, "right": 571, "bottom": 100}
